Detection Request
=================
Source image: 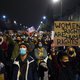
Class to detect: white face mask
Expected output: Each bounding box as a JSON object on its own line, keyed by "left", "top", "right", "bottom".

{"left": 39, "top": 43, "right": 42, "bottom": 47}
{"left": 19, "top": 48, "right": 27, "bottom": 55}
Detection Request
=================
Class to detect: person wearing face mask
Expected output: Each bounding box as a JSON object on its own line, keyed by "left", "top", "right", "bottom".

{"left": 12, "top": 42, "right": 38, "bottom": 80}
{"left": 34, "top": 41, "right": 47, "bottom": 64}
{"left": 34, "top": 41, "right": 48, "bottom": 80}
{"left": 66, "top": 47, "right": 77, "bottom": 77}
{"left": 67, "top": 47, "right": 76, "bottom": 58}
{"left": 58, "top": 51, "right": 76, "bottom": 80}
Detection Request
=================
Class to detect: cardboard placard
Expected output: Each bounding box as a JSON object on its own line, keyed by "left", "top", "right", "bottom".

{"left": 0, "top": 74, "right": 4, "bottom": 80}
{"left": 54, "top": 21, "right": 80, "bottom": 46}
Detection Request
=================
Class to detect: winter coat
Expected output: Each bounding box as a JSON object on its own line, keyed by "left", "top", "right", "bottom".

{"left": 12, "top": 55, "right": 38, "bottom": 80}
{"left": 58, "top": 66, "right": 76, "bottom": 80}
{"left": 47, "top": 55, "right": 60, "bottom": 80}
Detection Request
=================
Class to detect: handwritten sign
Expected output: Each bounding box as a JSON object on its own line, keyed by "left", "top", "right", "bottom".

{"left": 0, "top": 74, "right": 4, "bottom": 80}
{"left": 54, "top": 21, "right": 80, "bottom": 46}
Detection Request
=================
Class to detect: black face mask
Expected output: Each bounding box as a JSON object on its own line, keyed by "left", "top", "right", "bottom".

{"left": 62, "top": 62, "right": 70, "bottom": 67}
{"left": 69, "top": 51, "right": 74, "bottom": 55}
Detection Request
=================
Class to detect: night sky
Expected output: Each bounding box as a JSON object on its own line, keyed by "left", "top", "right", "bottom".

{"left": 0, "top": 0, "right": 49, "bottom": 27}
{"left": 0, "top": 0, "right": 80, "bottom": 28}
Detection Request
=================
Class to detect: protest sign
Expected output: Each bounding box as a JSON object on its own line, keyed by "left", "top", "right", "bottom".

{"left": 0, "top": 74, "right": 4, "bottom": 80}
{"left": 54, "top": 21, "right": 80, "bottom": 46}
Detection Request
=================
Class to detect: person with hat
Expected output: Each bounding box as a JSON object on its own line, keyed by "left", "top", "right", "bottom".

{"left": 12, "top": 42, "right": 38, "bottom": 80}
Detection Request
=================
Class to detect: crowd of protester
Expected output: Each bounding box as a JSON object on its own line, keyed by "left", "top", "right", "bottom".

{"left": 0, "top": 31, "right": 80, "bottom": 80}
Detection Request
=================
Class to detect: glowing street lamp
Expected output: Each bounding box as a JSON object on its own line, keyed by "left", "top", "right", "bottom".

{"left": 14, "top": 21, "right": 17, "bottom": 24}
{"left": 43, "top": 16, "right": 46, "bottom": 20}
{"left": 52, "top": 0, "right": 60, "bottom": 3}
{"left": 41, "top": 21, "right": 43, "bottom": 24}
{"left": 2, "top": 15, "right": 6, "bottom": 19}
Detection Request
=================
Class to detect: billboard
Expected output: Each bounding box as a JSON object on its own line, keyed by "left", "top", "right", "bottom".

{"left": 54, "top": 21, "right": 80, "bottom": 46}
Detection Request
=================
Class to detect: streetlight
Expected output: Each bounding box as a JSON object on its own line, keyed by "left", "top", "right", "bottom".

{"left": 43, "top": 16, "right": 46, "bottom": 20}
{"left": 52, "top": 0, "right": 62, "bottom": 19}
{"left": 2, "top": 15, "right": 7, "bottom": 22}
{"left": 2, "top": 15, "right": 6, "bottom": 19}
{"left": 14, "top": 20, "right": 17, "bottom": 24}
{"left": 41, "top": 21, "right": 43, "bottom": 24}
{"left": 52, "top": 0, "right": 60, "bottom": 3}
